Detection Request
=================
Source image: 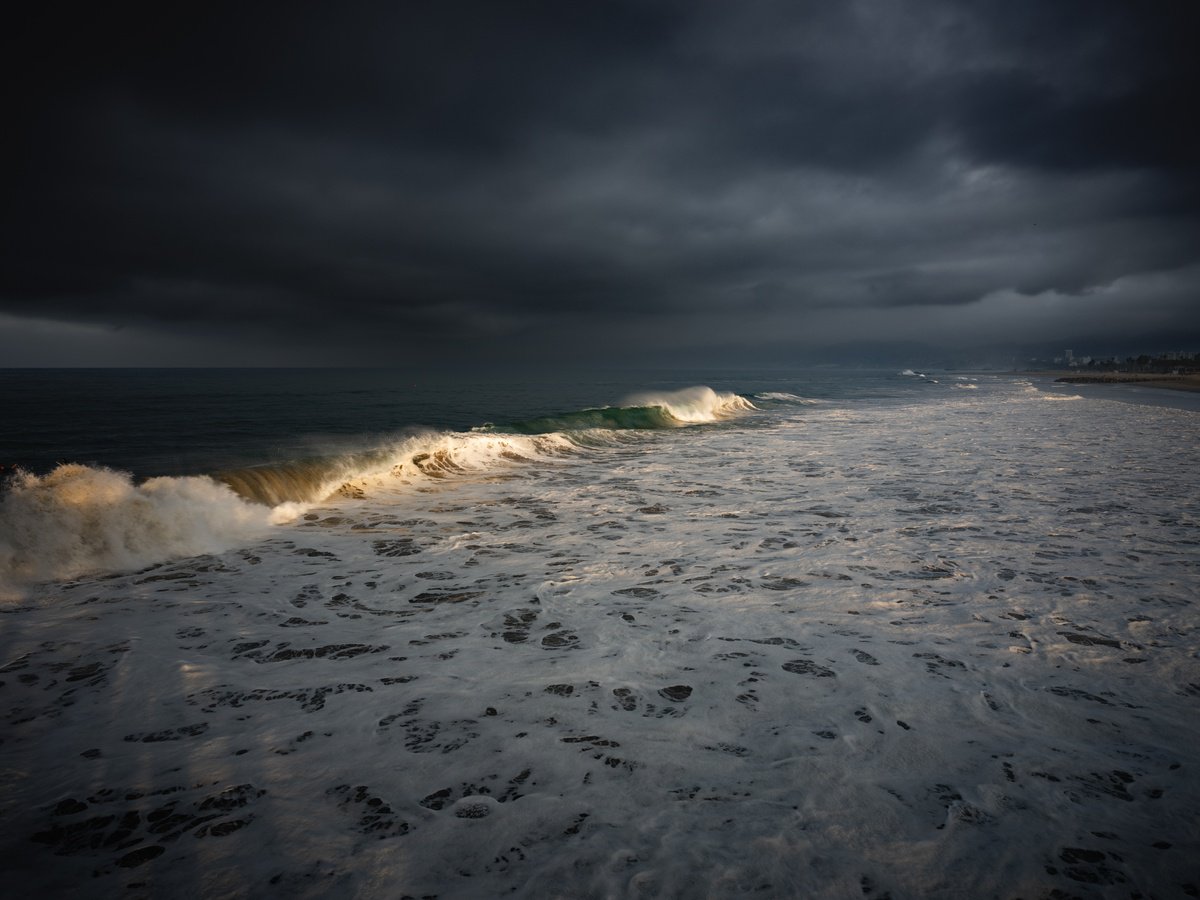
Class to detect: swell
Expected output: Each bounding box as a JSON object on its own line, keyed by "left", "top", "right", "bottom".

{"left": 484, "top": 405, "right": 682, "bottom": 435}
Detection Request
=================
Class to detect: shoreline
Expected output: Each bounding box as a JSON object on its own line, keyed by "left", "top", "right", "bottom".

{"left": 1018, "top": 370, "right": 1200, "bottom": 394}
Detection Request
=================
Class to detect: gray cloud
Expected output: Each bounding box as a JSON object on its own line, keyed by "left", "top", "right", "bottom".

{"left": 3, "top": 0, "right": 1198, "bottom": 366}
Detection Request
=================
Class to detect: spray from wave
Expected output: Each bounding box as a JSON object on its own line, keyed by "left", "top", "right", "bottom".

{"left": 0, "top": 464, "right": 304, "bottom": 587}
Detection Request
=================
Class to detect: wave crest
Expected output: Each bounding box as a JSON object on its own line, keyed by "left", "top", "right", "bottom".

{"left": 621, "top": 386, "right": 756, "bottom": 423}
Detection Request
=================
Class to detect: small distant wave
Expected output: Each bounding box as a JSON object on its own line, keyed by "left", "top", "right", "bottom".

{"left": 0, "top": 464, "right": 304, "bottom": 587}
{"left": 753, "top": 392, "right": 823, "bottom": 404}
{"left": 1017, "top": 381, "right": 1084, "bottom": 402}
{"left": 954, "top": 383, "right": 979, "bottom": 390}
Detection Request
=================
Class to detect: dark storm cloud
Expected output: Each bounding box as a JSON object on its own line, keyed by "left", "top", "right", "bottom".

{"left": 3, "top": 0, "right": 1198, "bottom": 365}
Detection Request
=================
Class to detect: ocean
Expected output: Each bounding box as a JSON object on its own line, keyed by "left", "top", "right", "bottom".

{"left": 1, "top": 369, "right": 1198, "bottom": 898}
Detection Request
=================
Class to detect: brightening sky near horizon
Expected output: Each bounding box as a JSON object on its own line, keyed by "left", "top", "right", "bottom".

{"left": 3, "top": 1, "right": 1199, "bottom": 367}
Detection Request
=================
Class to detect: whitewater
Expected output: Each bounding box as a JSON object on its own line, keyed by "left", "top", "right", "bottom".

{"left": 1, "top": 376, "right": 1197, "bottom": 898}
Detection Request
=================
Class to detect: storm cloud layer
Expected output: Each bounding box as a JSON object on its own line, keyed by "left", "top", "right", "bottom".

{"left": 4, "top": 1, "right": 1198, "bottom": 366}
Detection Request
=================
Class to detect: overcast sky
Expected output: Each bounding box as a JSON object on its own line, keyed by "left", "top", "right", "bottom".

{"left": 4, "top": 1, "right": 1198, "bottom": 367}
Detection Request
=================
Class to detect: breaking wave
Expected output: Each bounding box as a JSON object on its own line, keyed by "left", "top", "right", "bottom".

{"left": 0, "top": 464, "right": 303, "bottom": 586}
{"left": 1, "top": 386, "right": 753, "bottom": 587}
{"left": 620, "top": 386, "right": 756, "bottom": 422}
{"left": 0, "top": 434, "right": 574, "bottom": 588}
{"left": 217, "top": 431, "right": 579, "bottom": 506}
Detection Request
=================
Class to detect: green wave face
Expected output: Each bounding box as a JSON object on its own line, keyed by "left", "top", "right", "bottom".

{"left": 488, "top": 405, "right": 681, "bottom": 434}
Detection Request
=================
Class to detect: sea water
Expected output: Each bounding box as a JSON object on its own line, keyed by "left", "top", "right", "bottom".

{"left": 1, "top": 370, "right": 1197, "bottom": 898}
